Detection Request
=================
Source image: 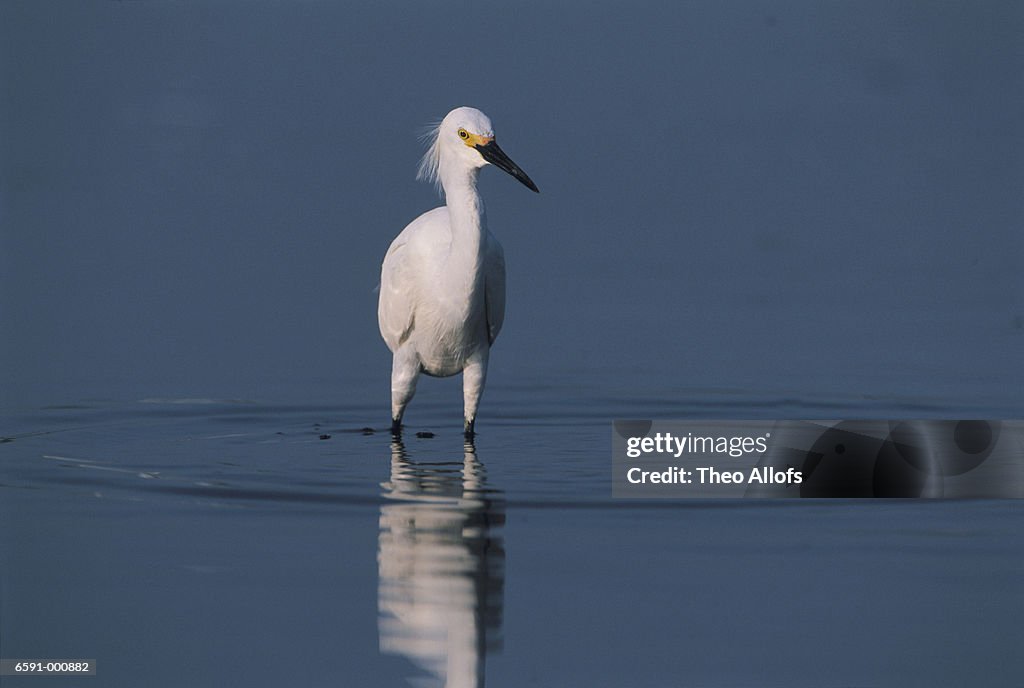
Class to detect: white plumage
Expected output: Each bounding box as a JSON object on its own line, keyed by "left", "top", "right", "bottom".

{"left": 378, "top": 107, "right": 538, "bottom": 436}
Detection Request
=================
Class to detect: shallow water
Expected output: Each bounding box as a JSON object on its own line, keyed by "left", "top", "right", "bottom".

{"left": 2, "top": 380, "right": 1021, "bottom": 688}
{"left": 3, "top": 0, "right": 1022, "bottom": 684}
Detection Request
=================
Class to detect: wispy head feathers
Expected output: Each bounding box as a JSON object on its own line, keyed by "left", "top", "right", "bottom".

{"left": 416, "top": 120, "right": 443, "bottom": 195}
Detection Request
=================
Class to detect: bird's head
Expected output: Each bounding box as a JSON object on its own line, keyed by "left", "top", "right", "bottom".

{"left": 418, "top": 106, "right": 539, "bottom": 194}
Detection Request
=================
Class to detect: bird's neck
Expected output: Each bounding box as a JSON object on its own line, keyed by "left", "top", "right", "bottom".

{"left": 442, "top": 166, "right": 486, "bottom": 258}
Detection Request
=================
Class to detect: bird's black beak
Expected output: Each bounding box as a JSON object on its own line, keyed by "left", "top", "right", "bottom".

{"left": 476, "top": 140, "right": 539, "bottom": 193}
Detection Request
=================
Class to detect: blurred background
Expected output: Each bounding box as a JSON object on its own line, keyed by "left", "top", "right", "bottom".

{"left": 2, "top": 0, "right": 1021, "bottom": 412}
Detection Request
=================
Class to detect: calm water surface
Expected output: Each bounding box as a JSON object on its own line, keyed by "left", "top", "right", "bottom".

{"left": 2, "top": 378, "right": 1021, "bottom": 688}
{"left": 3, "top": 2, "right": 1022, "bottom": 685}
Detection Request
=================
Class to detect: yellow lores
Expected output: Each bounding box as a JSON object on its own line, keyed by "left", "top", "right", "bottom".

{"left": 458, "top": 128, "right": 493, "bottom": 148}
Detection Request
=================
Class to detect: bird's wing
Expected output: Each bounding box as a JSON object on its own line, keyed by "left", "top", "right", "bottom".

{"left": 378, "top": 207, "right": 449, "bottom": 352}
{"left": 484, "top": 236, "right": 506, "bottom": 346}
{"left": 378, "top": 236, "right": 416, "bottom": 352}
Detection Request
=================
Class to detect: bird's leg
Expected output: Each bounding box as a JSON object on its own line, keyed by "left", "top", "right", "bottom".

{"left": 462, "top": 351, "right": 488, "bottom": 438}
{"left": 391, "top": 347, "right": 421, "bottom": 435}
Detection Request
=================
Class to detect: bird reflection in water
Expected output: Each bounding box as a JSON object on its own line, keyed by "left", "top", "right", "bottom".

{"left": 378, "top": 438, "right": 505, "bottom": 688}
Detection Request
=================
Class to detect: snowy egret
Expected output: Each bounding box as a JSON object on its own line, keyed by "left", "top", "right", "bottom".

{"left": 378, "top": 107, "right": 538, "bottom": 437}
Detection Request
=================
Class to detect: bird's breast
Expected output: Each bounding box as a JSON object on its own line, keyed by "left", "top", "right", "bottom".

{"left": 412, "top": 278, "right": 488, "bottom": 377}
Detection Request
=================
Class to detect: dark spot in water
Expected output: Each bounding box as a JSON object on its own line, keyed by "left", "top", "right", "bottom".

{"left": 0, "top": 437, "right": 13, "bottom": 443}
{"left": 834, "top": 443, "right": 845, "bottom": 455}
{"left": 337, "top": 426, "right": 379, "bottom": 435}
{"left": 415, "top": 431, "right": 435, "bottom": 439}
{"left": 319, "top": 434, "right": 331, "bottom": 440}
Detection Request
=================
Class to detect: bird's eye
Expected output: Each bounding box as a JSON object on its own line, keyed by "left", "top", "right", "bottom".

{"left": 458, "top": 128, "right": 469, "bottom": 140}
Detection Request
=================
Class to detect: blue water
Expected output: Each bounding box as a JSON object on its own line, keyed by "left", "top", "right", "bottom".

{"left": 2, "top": 378, "right": 1021, "bottom": 687}
{"left": 2, "top": 1, "right": 1022, "bottom": 685}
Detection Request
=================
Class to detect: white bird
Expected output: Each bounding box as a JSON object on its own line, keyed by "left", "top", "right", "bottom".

{"left": 378, "top": 107, "right": 538, "bottom": 437}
